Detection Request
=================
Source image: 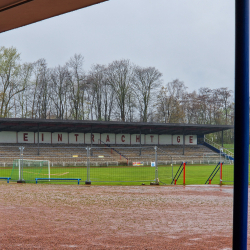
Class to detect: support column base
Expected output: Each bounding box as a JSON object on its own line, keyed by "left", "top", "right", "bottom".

{"left": 17, "top": 180, "right": 26, "bottom": 183}
{"left": 150, "top": 182, "right": 159, "bottom": 185}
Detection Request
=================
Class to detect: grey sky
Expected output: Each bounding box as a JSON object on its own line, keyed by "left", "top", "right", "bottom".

{"left": 0, "top": 0, "right": 235, "bottom": 92}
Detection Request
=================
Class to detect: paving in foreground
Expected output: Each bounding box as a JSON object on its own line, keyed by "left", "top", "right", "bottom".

{"left": 0, "top": 184, "right": 247, "bottom": 249}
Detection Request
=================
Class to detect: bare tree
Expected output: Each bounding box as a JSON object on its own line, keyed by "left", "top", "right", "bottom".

{"left": 16, "top": 62, "right": 33, "bottom": 118}
{"left": 106, "top": 60, "right": 134, "bottom": 122}
{"left": 38, "top": 61, "right": 50, "bottom": 119}
{"left": 0, "top": 46, "right": 25, "bottom": 117}
{"left": 50, "top": 65, "right": 70, "bottom": 119}
{"left": 87, "top": 64, "right": 116, "bottom": 121}
{"left": 217, "top": 87, "right": 233, "bottom": 124}
{"left": 67, "top": 54, "right": 85, "bottom": 120}
{"left": 183, "top": 91, "right": 199, "bottom": 124}
{"left": 29, "top": 59, "right": 48, "bottom": 119}
{"left": 155, "top": 79, "right": 187, "bottom": 123}
{"left": 133, "top": 66, "right": 162, "bottom": 122}
{"left": 87, "top": 64, "right": 106, "bottom": 120}
{"left": 0, "top": 46, "right": 236, "bottom": 139}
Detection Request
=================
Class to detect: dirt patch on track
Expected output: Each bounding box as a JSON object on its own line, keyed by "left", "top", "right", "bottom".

{"left": 0, "top": 184, "right": 245, "bottom": 249}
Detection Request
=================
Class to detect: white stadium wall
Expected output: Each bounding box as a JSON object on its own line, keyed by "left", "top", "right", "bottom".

{"left": 145, "top": 134, "right": 158, "bottom": 145}
{"left": 0, "top": 131, "right": 197, "bottom": 145}
{"left": 69, "top": 133, "right": 84, "bottom": 144}
{"left": 116, "top": 134, "right": 130, "bottom": 145}
{"left": 159, "top": 135, "right": 172, "bottom": 145}
{"left": 100, "top": 133, "right": 116, "bottom": 144}
{"left": 131, "top": 134, "right": 145, "bottom": 144}
{"left": 18, "top": 132, "right": 34, "bottom": 143}
{"left": 52, "top": 132, "right": 68, "bottom": 144}
{"left": 35, "top": 132, "right": 52, "bottom": 144}
{"left": 0, "top": 131, "right": 17, "bottom": 143}
{"left": 85, "top": 133, "right": 100, "bottom": 144}
{"left": 173, "top": 135, "right": 198, "bottom": 145}
{"left": 185, "top": 135, "right": 197, "bottom": 145}
{"left": 173, "top": 135, "right": 183, "bottom": 145}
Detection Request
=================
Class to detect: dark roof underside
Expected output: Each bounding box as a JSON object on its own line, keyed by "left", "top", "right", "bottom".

{"left": 0, "top": 118, "right": 233, "bottom": 135}
{"left": 0, "top": 0, "right": 107, "bottom": 33}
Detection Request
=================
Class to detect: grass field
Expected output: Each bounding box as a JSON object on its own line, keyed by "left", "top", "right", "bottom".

{"left": 223, "top": 144, "right": 235, "bottom": 157}
{"left": 224, "top": 143, "right": 250, "bottom": 155}
{"left": 224, "top": 144, "right": 250, "bottom": 162}
{"left": 0, "top": 163, "right": 235, "bottom": 185}
{"left": 223, "top": 144, "right": 234, "bottom": 152}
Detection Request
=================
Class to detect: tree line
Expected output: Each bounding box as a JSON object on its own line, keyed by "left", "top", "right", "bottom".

{"left": 0, "top": 46, "right": 234, "bottom": 129}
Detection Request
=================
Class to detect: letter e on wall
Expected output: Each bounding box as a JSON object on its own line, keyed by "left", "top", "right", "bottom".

{"left": 23, "top": 133, "right": 28, "bottom": 141}
{"left": 189, "top": 136, "right": 193, "bottom": 143}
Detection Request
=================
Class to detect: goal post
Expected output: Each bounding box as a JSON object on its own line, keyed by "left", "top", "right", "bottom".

{"left": 10, "top": 159, "right": 50, "bottom": 182}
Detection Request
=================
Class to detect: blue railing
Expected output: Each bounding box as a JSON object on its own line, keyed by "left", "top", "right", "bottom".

{"left": 203, "top": 142, "right": 234, "bottom": 161}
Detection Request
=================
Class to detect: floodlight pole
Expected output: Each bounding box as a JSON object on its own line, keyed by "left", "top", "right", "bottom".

{"left": 140, "top": 129, "right": 142, "bottom": 156}
{"left": 221, "top": 130, "right": 224, "bottom": 148}
{"left": 85, "top": 146, "right": 91, "bottom": 185}
{"left": 233, "top": 0, "right": 249, "bottom": 249}
{"left": 37, "top": 124, "right": 40, "bottom": 156}
{"left": 183, "top": 130, "right": 185, "bottom": 155}
{"left": 154, "top": 146, "right": 159, "bottom": 184}
{"left": 18, "top": 146, "right": 25, "bottom": 183}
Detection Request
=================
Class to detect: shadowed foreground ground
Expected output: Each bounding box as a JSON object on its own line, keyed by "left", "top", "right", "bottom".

{"left": 0, "top": 184, "right": 246, "bottom": 249}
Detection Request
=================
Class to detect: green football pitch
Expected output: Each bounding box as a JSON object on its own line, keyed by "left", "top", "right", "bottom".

{"left": 0, "top": 163, "right": 235, "bottom": 185}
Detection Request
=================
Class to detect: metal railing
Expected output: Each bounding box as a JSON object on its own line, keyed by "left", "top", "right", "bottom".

{"left": 204, "top": 137, "right": 234, "bottom": 158}
{"left": 0, "top": 144, "right": 232, "bottom": 185}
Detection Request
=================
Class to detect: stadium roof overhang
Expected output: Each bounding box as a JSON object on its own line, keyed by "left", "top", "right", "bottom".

{"left": 0, "top": 0, "right": 107, "bottom": 33}
{"left": 0, "top": 118, "right": 233, "bottom": 135}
